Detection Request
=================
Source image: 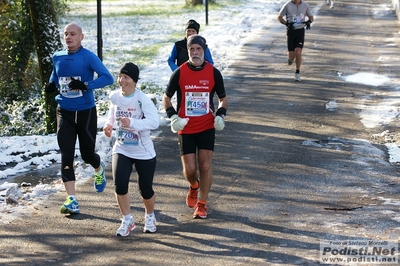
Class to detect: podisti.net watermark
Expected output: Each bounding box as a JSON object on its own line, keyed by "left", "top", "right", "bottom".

{"left": 320, "top": 239, "right": 398, "bottom": 264}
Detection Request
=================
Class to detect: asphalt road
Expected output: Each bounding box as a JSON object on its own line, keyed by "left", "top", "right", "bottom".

{"left": 2, "top": 0, "right": 400, "bottom": 265}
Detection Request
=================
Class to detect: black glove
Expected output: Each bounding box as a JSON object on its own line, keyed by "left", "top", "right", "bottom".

{"left": 44, "top": 81, "right": 57, "bottom": 93}
{"left": 68, "top": 77, "right": 87, "bottom": 91}
{"left": 215, "top": 107, "right": 227, "bottom": 117}
{"left": 305, "top": 20, "right": 312, "bottom": 30}
{"left": 286, "top": 21, "right": 295, "bottom": 31}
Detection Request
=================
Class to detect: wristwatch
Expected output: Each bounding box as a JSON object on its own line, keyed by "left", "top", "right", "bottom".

{"left": 84, "top": 82, "right": 89, "bottom": 89}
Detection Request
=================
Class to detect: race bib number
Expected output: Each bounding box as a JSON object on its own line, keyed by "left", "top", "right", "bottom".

{"left": 291, "top": 13, "right": 305, "bottom": 26}
{"left": 59, "top": 76, "right": 83, "bottom": 98}
{"left": 185, "top": 92, "right": 210, "bottom": 116}
{"left": 116, "top": 128, "right": 139, "bottom": 146}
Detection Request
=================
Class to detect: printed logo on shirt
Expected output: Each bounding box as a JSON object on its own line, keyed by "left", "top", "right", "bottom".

{"left": 199, "top": 79, "right": 209, "bottom": 85}
{"left": 185, "top": 85, "right": 209, "bottom": 90}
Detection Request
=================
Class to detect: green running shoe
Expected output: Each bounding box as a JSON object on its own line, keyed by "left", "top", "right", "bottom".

{"left": 94, "top": 161, "right": 107, "bottom": 192}
{"left": 60, "top": 196, "right": 80, "bottom": 214}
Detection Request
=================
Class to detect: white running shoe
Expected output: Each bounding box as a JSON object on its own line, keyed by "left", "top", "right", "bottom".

{"left": 143, "top": 214, "right": 157, "bottom": 233}
{"left": 116, "top": 217, "right": 136, "bottom": 237}
{"left": 295, "top": 73, "right": 301, "bottom": 82}
{"left": 330, "top": 3, "right": 334, "bottom": 8}
{"left": 326, "top": 0, "right": 330, "bottom": 5}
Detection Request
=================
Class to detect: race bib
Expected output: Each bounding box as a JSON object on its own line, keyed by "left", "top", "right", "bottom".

{"left": 291, "top": 13, "right": 305, "bottom": 26}
{"left": 116, "top": 128, "right": 139, "bottom": 146}
{"left": 185, "top": 92, "right": 210, "bottom": 116}
{"left": 59, "top": 76, "right": 83, "bottom": 98}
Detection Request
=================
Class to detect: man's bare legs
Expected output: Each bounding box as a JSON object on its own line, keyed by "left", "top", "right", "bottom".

{"left": 181, "top": 149, "right": 213, "bottom": 218}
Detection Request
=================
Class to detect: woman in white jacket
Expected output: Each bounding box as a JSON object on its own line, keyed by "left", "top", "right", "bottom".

{"left": 103, "top": 62, "right": 159, "bottom": 237}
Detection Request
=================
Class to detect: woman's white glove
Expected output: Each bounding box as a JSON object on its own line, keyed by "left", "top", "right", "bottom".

{"left": 214, "top": 116, "right": 225, "bottom": 131}
{"left": 170, "top": 114, "right": 189, "bottom": 133}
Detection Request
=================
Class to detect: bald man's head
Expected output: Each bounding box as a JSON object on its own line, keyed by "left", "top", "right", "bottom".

{"left": 64, "top": 23, "right": 84, "bottom": 51}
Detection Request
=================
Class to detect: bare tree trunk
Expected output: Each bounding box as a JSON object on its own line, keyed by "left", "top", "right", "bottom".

{"left": 28, "top": 0, "right": 63, "bottom": 133}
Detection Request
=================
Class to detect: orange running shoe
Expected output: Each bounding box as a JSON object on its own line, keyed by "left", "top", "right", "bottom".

{"left": 193, "top": 202, "right": 208, "bottom": 219}
{"left": 186, "top": 183, "right": 199, "bottom": 208}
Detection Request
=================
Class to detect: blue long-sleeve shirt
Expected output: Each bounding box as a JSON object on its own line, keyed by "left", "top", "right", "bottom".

{"left": 49, "top": 47, "right": 114, "bottom": 111}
